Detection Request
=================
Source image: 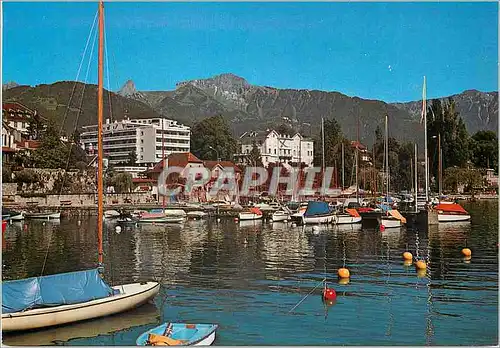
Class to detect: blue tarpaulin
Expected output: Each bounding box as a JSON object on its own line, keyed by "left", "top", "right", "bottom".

{"left": 377, "top": 204, "right": 391, "bottom": 212}
{"left": 2, "top": 269, "right": 114, "bottom": 314}
{"left": 304, "top": 201, "right": 330, "bottom": 216}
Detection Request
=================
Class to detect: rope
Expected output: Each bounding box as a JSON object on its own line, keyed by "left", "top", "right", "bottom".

{"left": 342, "top": 237, "right": 346, "bottom": 268}
{"left": 104, "top": 21, "right": 114, "bottom": 123}
{"left": 288, "top": 278, "right": 325, "bottom": 314}
{"left": 58, "top": 18, "right": 99, "bottom": 196}
{"left": 40, "top": 223, "right": 54, "bottom": 276}
{"left": 59, "top": 9, "right": 99, "bottom": 136}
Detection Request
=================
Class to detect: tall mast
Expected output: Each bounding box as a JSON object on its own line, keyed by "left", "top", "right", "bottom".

{"left": 162, "top": 116, "right": 166, "bottom": 208}
{"left": 341, "top": 142, "right": 345, "bottom": 190}
{"left": 385, "top": 114, "right": 388, "bottom": 202}
{"left": 423, "top": 76, "right": 429, "bottom": 203}
{"left": 438, "top": 132, "right": 442, "bottom": 202}
{"left": 414, "top": 143, "right": 418, "bottom": 213}
{"left": 97, "top": 0, "right": 104, "bottom": 267}
{"left": 321, "top": 117, "right": 325, "bottom": 172}
{"left": 355, "top": 115, "right": 359, "bottom": 203}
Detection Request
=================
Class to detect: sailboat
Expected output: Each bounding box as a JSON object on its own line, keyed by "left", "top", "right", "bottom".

{"left": 1, "top": 1, "right": 159, "bottom": 332}
{"left": 380, "top": 115, "right": 406, "bottom": 229}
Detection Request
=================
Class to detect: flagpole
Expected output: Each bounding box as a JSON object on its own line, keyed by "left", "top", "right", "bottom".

{"left": 423, "top": 76, "right": 429, "bottom": 203}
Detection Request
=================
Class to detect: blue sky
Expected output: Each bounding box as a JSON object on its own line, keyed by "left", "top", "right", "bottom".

{"left": 2, "top": 2, "right": 498, "bottom": 102}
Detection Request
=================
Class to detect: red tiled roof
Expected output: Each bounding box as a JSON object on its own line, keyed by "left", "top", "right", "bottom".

{"left": 1, "top": 146, "right": 17, "bottom": 153}
{"left": 203, "top": 160, "right": 242, "bottom": 173}
{"left": 2, "top": 102, "right": 34, "bottom": 113}
{"left": 149, "top": 152, "right": 203, "bottom": 173}
{"left": 15, "top": 140, "right": 40, "bottom": 149}
{"left": 350, "top": 141, "right": 366, "bottom": 150}
{"left": 132, "top": 178, "right": 156, "bottom": 183}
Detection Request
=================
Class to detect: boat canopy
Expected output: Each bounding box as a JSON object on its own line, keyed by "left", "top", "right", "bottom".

{"left": 345, "top": 208, "right": 360, "bottom": 217}
{"left": 249, "top": 207, "right": 263, "bottom": 215}
{"left": 376, "top": 204, "right": 391, "bottom": 212}
{"left": 435, "top": 203, "right": 468, "bottom": 214}
{"left": 388, "top": 209, "right": 407, "bottom": 223}
{"left": 2, "top": 269, "right": 114, "bottom": 314}
{"left": 304, "top": 201, "right": 330, "bottom": 216}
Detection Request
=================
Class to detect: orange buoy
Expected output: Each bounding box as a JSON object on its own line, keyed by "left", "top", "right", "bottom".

{"left": 461, "top": 248, "right": 471, "bottom": 257}
{"left": 323, "top": 287, "right": 337, "bottom": 301}
{"left": 338, "top": 267, "right": 350, "bottom": 278}
{"left": 415, "top": 260, "right": 427, "bottom": 270}
{"left": 403, "top": 251, "right": 413, "bottom": 261}
{"left": 417, "top": 268, "right": 427, "bottom": 278}
{"left": 403, "top": 260, "right": 413, "bottom": 267}
{"left": 338, "top": 277, "right": 350, "bottom": 285}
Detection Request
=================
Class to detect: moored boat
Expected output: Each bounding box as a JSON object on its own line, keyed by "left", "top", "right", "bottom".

{"left": 298, "top": 201, "right": 335, "bottom": 225}
{"left": 25, "top": 212, "right": 61, "bottom": 219}
{"left": 136, "top": 323, "right": 218, "bottom": 346}
{"left": 238, "top": 207, "right": 263, "bottom": 220}
{"left": 333, "top": 208, "right": 362, "bottom": 224}
{"left": 186, "top": 211, "right": 207, "bottom": 219}
{"left": 380, "top": 209, "right": 406, "bottom": 228}
{"left": 435, "top": 203, "right": 470, "bottom": 222}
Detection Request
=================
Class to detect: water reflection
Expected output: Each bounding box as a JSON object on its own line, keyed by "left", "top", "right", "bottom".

{"left": 1, "top": 201, "right": 497, "bottom": 346}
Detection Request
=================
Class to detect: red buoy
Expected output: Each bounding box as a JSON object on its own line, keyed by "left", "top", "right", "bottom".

{"left": 2, "top": 220, "right": 7, "bottom": 234}
{"left": 323, "top": 287, "right": 336, "bottom": 301}
{"left": 379, "top": 224, "right": 386, "bottom": 232}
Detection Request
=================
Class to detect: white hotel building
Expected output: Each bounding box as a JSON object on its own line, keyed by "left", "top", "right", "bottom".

{"left": 235, "top": 130, "right": 314, "bottom": 167}
{"left": 80, "top": 117, "right": 190, "bottom": 166}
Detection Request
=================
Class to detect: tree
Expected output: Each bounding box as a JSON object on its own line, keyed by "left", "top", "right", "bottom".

{"left": 470, "top": 131, "right": 498, "bottom": 172}
{"left": 2, "top": 166, "right": 12, "bottom": 183}
{"left": 127, "top": 150, "right": 137, "bottom": 166}
{"left": 26, "top": 112, "right": 45, "bottom": 140}
{"left": 110, "top": 172, "right": 133, "bottom": 193}
{"left": 444, "top": 167, "right": 486, "bottom": 193}
{"left": 276, "top": 123, "right": 295, "bottom": 136}
{"left": 247, "top": 141, "right": 263, "bottom": 167}
{"left": 190, "top": 115, "right": 238, "bottom": 161}
{"left": 14, "top": 169, "right": 39, "bottom": 190}
{"left": 31, "top": 121, "right": 69, "bottom": 169}
{"left": 427, "top": 98, "right": 471, "bottom": 179}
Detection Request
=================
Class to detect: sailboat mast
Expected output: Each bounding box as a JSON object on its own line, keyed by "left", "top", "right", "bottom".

{"left": 438, "top": 132, "right": 442, "bottom": 202}
{"left": 321, "top": 117, "right": 325, "bottom": 172}
{"left": 385, "top": 114, "right": 388, "bottom": 202}
{"left": 355, "top": 116, "right": 359, "bottom": 203}
{"left": 97, "top": 0, "right": 104, "bottom": 267}
{"left": 423, "top": 76, "right": 429, "bottom": 203}
{"left": 162, "top": 116, "right": 165, "bottom": 208}
{"left": 341, "top": 142, "right": 344, "bottom": 190}
{"left": 414, "top": 143, "right": 418, "bottom": 213}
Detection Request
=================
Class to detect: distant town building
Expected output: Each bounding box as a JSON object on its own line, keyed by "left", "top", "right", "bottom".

{"left": 80, "top": 117, "right": 190, "bottom": 166}
{"left": 234, "top": 130, "right": 314, "bottom": 167}
{"left": 2, "top": 102, "right": 40, "bottom": 136}
{"left": 485, "top": 168, "right": 498, "bottom": 187}
{"left": 350, "top": 140, "right": 372, "bottom": 166}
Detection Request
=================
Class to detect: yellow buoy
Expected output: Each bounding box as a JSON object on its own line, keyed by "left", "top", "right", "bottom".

{"left": 403, "top": 260, "right": 413, "bottom": 267}
{"left": 461, "top": 248, "right": 472, "bottom": 257}
{"left": 338, "top": 267, "right": 350, "bottom": 278}
{"left": 415, "top": 260, "right": 427, "bottom": 270}
{"left": 338, "top": 278, "right": 350, "bottom": 285}
{"left": 403, "top": 251, "right": 413, "bottom": 261}
{"left": 417, "top": 268, "right": 427, "bottom": 278}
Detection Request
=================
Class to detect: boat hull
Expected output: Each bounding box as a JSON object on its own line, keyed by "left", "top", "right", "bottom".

{"left": 238, "top": 213, "right": 263, "bottom": 221}
{"left": 9, "top": 212, "right": 24, "bottom": 221}
{"left": 25, "top": 212, "right": 61, "bottom": 219}
{"left": 271, "top": 213, "right": 289, "bottom": 222}
{"left": 137, "top": 217, "right": 185, "bottom": 223}
{"left": 302, "top": 214, "right": 335, "bottom": 225}
{"left": 334, "top": 215, "right": 362, "bottom": 225}
{"left": 1, "top": 282, "right": 160, "bottom": 332}
{"left": 136, "top": 323, "right": 218, "bottom": 346}
{"left": 438, "top": 214, "right": 471, "bottom": 222}
{"left": 380, "top": 218, "right": 402, "bottom": 228}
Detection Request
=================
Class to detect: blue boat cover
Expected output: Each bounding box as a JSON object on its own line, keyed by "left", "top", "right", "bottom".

{"left": 304, "top": 201, "right": 330, "bottom": 216}
{"left": 2, "top": 269, "right": 114, "bottom": 314}
{"left": 377, "top": 204, "right": 391, "bottom": 212}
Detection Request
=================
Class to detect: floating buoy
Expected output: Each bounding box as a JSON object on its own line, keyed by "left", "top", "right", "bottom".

{"left": 115, "top": 225, "right": 122, "bottom": 233}
{"left": 291, "top": 223, "right": 296, "bottom": 227}
{"left": 403, "top": 251, "right": 413, "bottom": 261}
{"left": 323, "top": 299, "right": 336, "bottom": 307}
{"left": 338, "top": 267, "right": 350, "bottom": 278}
{"left": 338, "top": 278, "right": 350, "bottom": 285}
{"left": 417, "top": 268, "right": 427, "bottom": 278}
{"left": 379, "top": 224, "right": 385, "bottom": 232}
{"left": 217, "top": 218, "right": 221, "bottom": 222}
{"left": 461, "top": 248, "right": 471, "bottom": 257}
{"left": 463, "top": 256, "right": 472, "bottom": 263}
{"left": 234, "top": 217, "right": 238, "bottom": 222}
{"left": 323, "top": 287, "right": 337, "bottom": 301}
{"left": 415, "top": 260, "right": 427, "bottom": 270}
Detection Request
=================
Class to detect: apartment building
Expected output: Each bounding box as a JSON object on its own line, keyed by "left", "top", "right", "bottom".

{"left": 80, "top": 117, "right": 190, "bottom": 166}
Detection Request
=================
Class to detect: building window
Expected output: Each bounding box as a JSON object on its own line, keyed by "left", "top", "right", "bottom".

{"left": 274, "top": 149, "right": 277, "bottom": 154}
{"left": 141, "top": 147, "right": 144, "bottom": 152}
{"left": 141, "top": 139, "right": 144, "bottom": 144}
{"left": 268, "top": 148, "right": 271, "bottom": 154}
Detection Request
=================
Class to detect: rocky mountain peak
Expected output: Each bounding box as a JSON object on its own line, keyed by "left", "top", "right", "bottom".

{"left": 2, "top": 81, "right": 20, "bottom": 91}
{"left": 118, "top": 80, "right": 139, "bottom": 97}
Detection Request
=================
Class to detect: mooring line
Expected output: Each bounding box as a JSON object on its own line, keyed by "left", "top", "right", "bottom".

{"left": 288, "top": 277, "right": 326, "bottom": 314}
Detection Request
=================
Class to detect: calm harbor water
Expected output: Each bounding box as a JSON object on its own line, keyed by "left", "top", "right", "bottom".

{"left": 2, "top": 201, "right": 498, "bottom": 346}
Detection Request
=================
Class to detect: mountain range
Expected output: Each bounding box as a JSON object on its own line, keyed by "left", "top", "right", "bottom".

{"left": 3, "top": 74, "right": 497, "bottom": 146}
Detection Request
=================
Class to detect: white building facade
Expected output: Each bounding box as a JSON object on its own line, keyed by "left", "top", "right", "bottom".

{"left": 236, "top": 130, "right": 314, "bottom": 167}
{"left": 80, "top": 117, "right": 190, "bottom": 166}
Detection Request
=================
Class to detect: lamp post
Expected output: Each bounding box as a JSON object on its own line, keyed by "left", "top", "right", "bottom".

{"left": 208, "top": 146, "right": 220, "bottom": 162}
